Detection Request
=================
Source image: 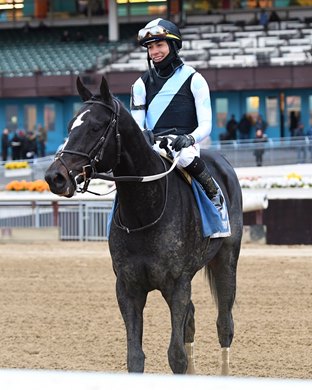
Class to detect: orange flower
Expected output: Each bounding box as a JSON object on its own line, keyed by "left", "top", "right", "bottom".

{"left": 5, "top": 179, "right": 50, "bottom": 192}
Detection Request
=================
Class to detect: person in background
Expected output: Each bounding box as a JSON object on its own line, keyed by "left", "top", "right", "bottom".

{"left": 259, "top": 8, "right": 269, "bottom": 31}
{"left": 226, "top": 114, "right": 238, "bottom": 140}
{"left": 219, "top": 114, "right": 238, "bottom": 141}
{"left": 255, "top": 114, "right": 267, "bottom": 134}
{"left": 293, "top": 122, "right": 306, "bottom": 164}
{"left": 11, "top": 130, "right": 24, "bottom": 160}
{"left": 289, "top": 111, "right": 299, "bottom": 137}
{"left": 24, "top": 130, "right": 38, "bottom": 160}
{"left": 130, "top": 18, "right": 222, "bottom": 210}
{"left": 1, "top": 128, "right": 10, "bottom": 161}
{"left": 238, "top": 113, "right": 252, "bottom": 140}
{"left": 253, "top": 129, "right": 267, "bottom": 166}
{"left": 37, "top": 124, "right": 47, "bottom": 157}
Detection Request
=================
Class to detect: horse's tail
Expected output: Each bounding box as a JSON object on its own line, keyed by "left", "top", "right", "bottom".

{"left": 205, "top": 266, "right": 219, "bottom": 306}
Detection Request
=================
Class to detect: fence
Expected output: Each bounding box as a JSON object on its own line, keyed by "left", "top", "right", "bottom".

{"left": 0, "top": 198, "right": 114, "bottom": 241}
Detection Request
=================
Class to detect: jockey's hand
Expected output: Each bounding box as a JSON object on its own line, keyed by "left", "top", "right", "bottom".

{"left": 171, "top": 134, "right": 195, "bottom": 151}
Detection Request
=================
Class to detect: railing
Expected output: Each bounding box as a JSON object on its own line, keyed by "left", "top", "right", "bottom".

{"left": 207, "top": 136, "right": 312, "bottom": 167}
{"left": 0, "top": 199, "right": 114, "bottom": 241}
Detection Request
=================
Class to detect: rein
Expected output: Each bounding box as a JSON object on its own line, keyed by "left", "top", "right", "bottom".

{"left": 113, "top": 158, "right": 169, "bottom": 234}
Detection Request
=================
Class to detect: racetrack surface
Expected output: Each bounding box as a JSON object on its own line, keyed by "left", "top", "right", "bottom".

{"left": 0, "top": 242, "right": 311, "bottom": 379}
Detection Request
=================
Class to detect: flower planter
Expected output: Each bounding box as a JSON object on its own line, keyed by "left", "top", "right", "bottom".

{"left": 4, "top": 168, "right": 32, "bottom": 178}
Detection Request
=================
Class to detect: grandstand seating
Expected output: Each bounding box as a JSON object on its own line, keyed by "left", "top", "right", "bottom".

{"left": 0, "top": 24, "right": 137, "bottom": 77}
{"left": 103, "top": 18, "right": 312, "bottom": 72}
{"left": 1, "top": 18, "right": 312, "bottom": 77}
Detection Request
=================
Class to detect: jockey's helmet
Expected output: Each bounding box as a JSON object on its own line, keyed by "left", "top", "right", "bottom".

{"left": 138, "top": 18, "right": 182, "bottom": 49}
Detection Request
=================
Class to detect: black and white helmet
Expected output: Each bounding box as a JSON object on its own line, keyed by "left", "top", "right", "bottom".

{"left": 137, "top": 18, "right": 182, "bottom": 49}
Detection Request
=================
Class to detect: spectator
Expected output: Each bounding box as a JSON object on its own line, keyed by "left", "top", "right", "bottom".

{"left": 253, "top": 129, "right": 267, "bottom": 166}
{"left": 269, "top": 10, "right": 281, "bottom": 24}
{"left": 75, "top": 31, "right": 85, "bottom": 42}
{"left": 37, "top": 124, "right": 47, "bottom": 157}
{"left": 24, "top": 131, "right": 38, "bottom": 159}
{"left": 259, "top": 9, "right": 269, "bottom": 31}
{"left": 255, "top": 114, "right": 267, "bottom": 133}
{"left": 60, "top": 30, "right": 70, "bottom": 42}
{"left": 238, "top": 114, "right": 252, "bottom": 140}
{"left": 293, "top": 123, "right": 306, "bottom": 163}
{"left": 1, "top": 128, "right": 10, "bottom": 161}
{"left": 10, "top": 130, "right": 24, "bottom": 160}
{"left": 220, "top": 114, "right": 238, "bottom": 141}
{"left": 289, "top": 111, "right": 299, "bottom": 137}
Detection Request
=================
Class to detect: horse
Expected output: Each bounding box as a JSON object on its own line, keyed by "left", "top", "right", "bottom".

{"left": 45, "top": 76, "right": 243, "bottom": 375}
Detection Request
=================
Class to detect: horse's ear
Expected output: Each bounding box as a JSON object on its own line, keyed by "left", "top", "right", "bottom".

{"left": 100, "top": 76, "right": 113, "bottom": 103}
{"left": 76, "top": 77, "right": 92, "bottom": 101}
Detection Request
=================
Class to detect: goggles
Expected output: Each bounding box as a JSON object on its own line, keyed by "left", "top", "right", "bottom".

{"left": 138, "top": 25, "right": 180, "bottom": 43}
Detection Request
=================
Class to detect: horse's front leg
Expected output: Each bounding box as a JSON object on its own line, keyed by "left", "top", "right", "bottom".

{"left": 208, "top": 247, "right": 239, "bottom": 376}
{"left": 162, "top": 276, "right": 192, "bottom": 374}
{"left": 116, "top": 278, "right": 147, "bottom": 373}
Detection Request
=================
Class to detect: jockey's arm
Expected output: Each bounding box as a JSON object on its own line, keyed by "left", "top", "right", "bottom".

{"left": 130, "top": 78, "right": 146, "bottom": 130}
{"left": 189, "top": 72, "right": 212, "bottom": 144}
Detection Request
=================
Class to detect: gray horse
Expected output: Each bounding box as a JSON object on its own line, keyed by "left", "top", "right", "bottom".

{"left": 45, "top": 77, "right": 243, "bottom": 375}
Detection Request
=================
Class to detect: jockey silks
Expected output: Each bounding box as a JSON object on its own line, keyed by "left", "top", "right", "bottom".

{"left": 141, "top": 64, "right": 198, "bottom": 135}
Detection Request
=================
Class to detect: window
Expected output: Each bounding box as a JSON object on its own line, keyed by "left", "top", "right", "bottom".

{"left": 5, "top": 105, "right": 18, "bottom": 131}
{"left": 246, "top": 96, "right": 259, "bottom": 124}
{"left": 44, "top": 104, "right": 56, "bottom": 131}
{"left": 215, "top": 98, "right": 228, "bottom": 128}
{"left": 265, "top": 96, "right": 278, "bottom": 127}
{"left": 24, "top": 104, "right": 37, "bottom": 132}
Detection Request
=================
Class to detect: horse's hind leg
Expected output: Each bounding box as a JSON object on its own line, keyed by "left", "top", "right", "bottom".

{"left": 207, "top": 245, "right": 239, "bottom": 375}
{"left": 116, "top": 278, "right": 147, "bottom": 373}
{"left": 185, "top": 300, "right": 196, "bottom": 374}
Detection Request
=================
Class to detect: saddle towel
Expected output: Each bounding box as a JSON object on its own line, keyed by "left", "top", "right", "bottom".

{"left": 107, "top": 178, "right": 231, "bottom": 239}
{"left": 191, "top": 178, "right": 231, "bottom": 238}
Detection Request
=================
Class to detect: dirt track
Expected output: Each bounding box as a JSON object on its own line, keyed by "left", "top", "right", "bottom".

{"left": 0, "top": 241, "right": 311, "bottom": 379}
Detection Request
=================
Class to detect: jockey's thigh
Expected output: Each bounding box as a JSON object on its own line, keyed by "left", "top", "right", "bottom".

{"left": 153, "top": 136, "right": 200, "bottom": 168}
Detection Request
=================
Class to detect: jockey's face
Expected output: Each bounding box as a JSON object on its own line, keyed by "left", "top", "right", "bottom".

{"left": 147, "top": 40, "right": 170, "bottom": 63}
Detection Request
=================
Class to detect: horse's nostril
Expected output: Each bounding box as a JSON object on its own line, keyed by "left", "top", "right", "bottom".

{"left": 45, "top": 171, "right": 66, "bottom": 190}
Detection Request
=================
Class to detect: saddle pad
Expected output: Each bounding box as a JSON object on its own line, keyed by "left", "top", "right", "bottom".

{"left": 191, "top": 179, "right": 231, "bottom": 238}
{"left": 107, "top": 179, "right": 231, "bottom": 239}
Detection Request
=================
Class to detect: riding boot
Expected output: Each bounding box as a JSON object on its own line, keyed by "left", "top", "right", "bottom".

{"left": 194, "top": 168, "right": 224, "bottom": 211}
{"left": 185, "top": 157, "right": 223, "bottom": 211}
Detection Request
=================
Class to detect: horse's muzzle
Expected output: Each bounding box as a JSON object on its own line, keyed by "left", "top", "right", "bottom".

{"left": 45, "top": 161, "right": 76, "bottom": 198}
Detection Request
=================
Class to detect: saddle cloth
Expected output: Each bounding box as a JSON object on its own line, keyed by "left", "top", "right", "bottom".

{"left": 106, "top": 176, "right": 231, "bottom": 239}
{"left": 191, "top": 178, "right": 231, "bottom": 238}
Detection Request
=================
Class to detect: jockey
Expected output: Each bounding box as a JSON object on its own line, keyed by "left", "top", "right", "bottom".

{"left": 130, "top": 18, "right": 223, "bottom": 210}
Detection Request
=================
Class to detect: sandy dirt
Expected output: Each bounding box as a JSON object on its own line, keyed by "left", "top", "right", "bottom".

{"left": 0, "top": 241, "right": 311, "bottom": 379}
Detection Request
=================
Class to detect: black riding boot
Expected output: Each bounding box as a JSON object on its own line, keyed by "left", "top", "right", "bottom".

{"left": 185, "top": 157, "right": 223, "bottom": 211}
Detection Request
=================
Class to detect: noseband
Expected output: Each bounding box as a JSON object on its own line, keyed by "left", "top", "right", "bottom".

{"left": 55, "top": 98, "right": 121, "bottom": 193}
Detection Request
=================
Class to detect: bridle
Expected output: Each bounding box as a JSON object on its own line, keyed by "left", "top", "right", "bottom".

{"left": 55, "top": 97, "right": 121, "bottom": 193}
{"left": 54, "top": 96, "right": 182, "bottom": 233}
{"left": 55, "top": 97, "right": 181, "bottom": 194}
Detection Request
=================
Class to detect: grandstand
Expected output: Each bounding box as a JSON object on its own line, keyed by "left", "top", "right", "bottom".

{"left": 0, "top": 2, "right": 312, "bottom": 153}
{"left": 104, "top": 18, "right": 312, "bottom": 72}
{"left": 0, "top": 24, "right": 138, "bottom": 77}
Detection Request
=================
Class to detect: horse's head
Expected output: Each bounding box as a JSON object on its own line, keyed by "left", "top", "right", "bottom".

{"left": 45, "top": 76, "right": 121, "bottom": 197}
